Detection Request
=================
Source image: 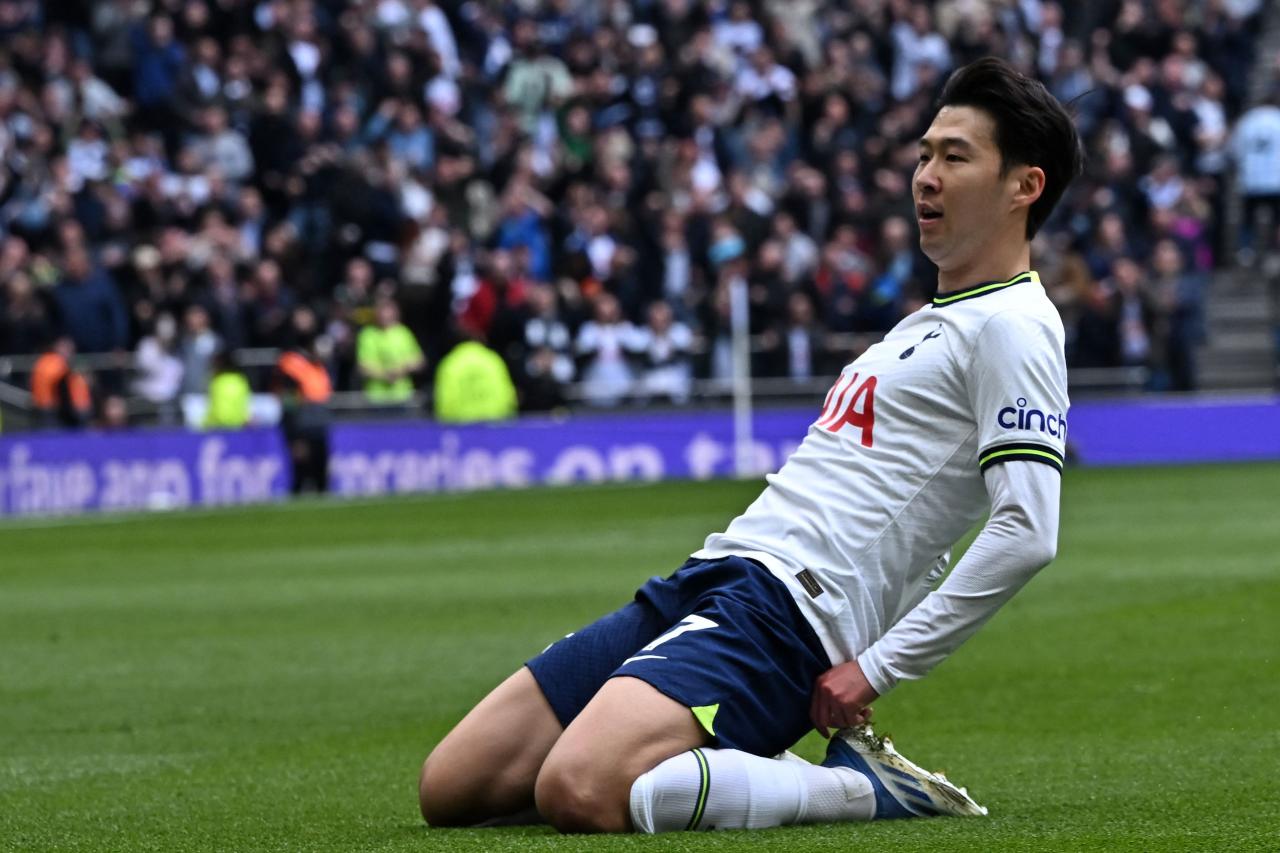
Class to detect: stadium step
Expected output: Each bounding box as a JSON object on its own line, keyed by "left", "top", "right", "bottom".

{"left": 1196, "top": 366, "right": 1277, "bottom": 390}
{"left": 1196, "top": 342, "right": 1276, "bottom": 390}
{"left": 1205, "top": 294, "right": 1273, "bottom": 325}
{"left": 1197, "top": 273, "right": 1277, "bottom": 391}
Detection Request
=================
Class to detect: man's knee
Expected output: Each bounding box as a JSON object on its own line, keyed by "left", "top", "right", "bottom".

{"left": 534, "top": 755, "right": 634, "bottom": 834}
{"left": 418, "top": 743, "right": 527, "bottom": 827}
{"left": 418, "top": 749, "right": 468, "bottom": 826}
{"left": 531, "top": 675, "right": 707, "bottom": 833}
{"left": 418, "top": 667, "right": 564, "bottom": 826}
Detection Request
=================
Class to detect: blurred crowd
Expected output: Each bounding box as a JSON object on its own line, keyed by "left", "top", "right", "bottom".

{"left": 0, "top": 0, "right": 1274, "bottom": 430}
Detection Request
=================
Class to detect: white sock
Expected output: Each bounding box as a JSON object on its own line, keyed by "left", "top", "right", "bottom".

{"left": 629, "top": 747, "right": 875, "bottom": 832}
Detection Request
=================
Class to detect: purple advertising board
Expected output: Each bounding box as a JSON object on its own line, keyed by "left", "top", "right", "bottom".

{"left": 1065, "top": 395, "right": 1280, "bottom": 465}
{"left": 328, "top": 411, "right": 814, "bottom": 496}
{"left": 0, "top": 428, "right": 290, "bottom": 517}
{"left": 328, "top": 395, "right": 1280, "bottom": 498}
{"left": 3, "top": 395, "right": 1276, "bottom": 516}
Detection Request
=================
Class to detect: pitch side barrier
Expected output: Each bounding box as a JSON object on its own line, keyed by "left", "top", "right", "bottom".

{"left": 0, "top": 428, "right": 289, "bottom": 517}
{"left": 326, "top": 395, "right": 1280, "bottom": 497}
{"left": 2, "top": 396, "right": 1279, "bottom": 517}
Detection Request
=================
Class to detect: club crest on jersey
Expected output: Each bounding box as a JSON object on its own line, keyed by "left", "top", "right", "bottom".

{"left": 998, "top": 398, "right": 1067, "bottom": 438}
{"left": 899, "top": 325, "right": 943, "bottom": 359}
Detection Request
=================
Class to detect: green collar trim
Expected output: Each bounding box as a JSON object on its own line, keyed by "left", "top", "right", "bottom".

{"left": 932, "top": 271, "right": 1039, "bottom": 307}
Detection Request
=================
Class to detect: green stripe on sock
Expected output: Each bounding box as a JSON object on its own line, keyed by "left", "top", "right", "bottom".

{"left": 686, "top": 749, "right": 710, "bottom": 831}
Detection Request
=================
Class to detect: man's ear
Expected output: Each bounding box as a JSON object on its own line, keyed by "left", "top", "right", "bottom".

{"left": 1011, "top": 165, "right": 1046, "bottom": 211}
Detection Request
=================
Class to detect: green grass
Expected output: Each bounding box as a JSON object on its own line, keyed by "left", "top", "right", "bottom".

{"left": 2, "top": 464, "right": 1278, "bottom": 852}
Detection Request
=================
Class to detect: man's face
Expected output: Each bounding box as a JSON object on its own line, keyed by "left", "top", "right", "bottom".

{"left": 376, "top": 301, "right": 398, "bottom": 327}
{"left": 149, "top": 16, "right": 172, "bottom": 45}
{"left": 65, "top": 250, "right": 91, "bottom": 280}
{"left": 913, "top": 106, "right": 1024, "bottom": 272}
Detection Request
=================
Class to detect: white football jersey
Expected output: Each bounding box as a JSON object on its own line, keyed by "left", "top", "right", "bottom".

{"left": 694, "top": 270, "right": 1069, "bottom": 673}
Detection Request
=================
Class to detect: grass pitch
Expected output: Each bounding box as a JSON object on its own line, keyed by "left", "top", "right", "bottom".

{"left": 2, "top": 463, "right": 1278, "bottom": 852}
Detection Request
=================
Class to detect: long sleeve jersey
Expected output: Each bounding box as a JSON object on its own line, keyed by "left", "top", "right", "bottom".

{"left": 694, "top": 271, "right": 1068, "bottom": 695}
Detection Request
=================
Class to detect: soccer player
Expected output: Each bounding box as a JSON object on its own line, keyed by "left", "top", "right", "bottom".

{"left": 419, "top": 56, "right": 1084, "bottom": 834}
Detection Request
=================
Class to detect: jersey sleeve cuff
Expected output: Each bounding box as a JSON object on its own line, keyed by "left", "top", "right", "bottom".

{"left": 856, "top": 646, "right": 898, "bottom": 697}
{"left": 978, "top": 442, "right": 1064, "bottom": 474}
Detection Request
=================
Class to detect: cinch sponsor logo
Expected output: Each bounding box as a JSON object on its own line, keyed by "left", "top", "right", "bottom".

{"left": 998, "top": 398, "right": 1067, "bottom": 437}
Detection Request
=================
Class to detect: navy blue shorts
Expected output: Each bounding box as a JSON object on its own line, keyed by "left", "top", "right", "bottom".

{"left": 525, "top": 556, "right": 832, "bottom": 757}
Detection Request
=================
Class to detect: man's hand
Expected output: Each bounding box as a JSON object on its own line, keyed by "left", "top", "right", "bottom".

{"left": 810, "top": 660, "right": 880, "bottom": 738}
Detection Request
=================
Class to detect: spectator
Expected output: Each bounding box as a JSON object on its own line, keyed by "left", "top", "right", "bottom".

{"left": 66, "top": 121, "right": 111, "bottom": 188}
{"left": 236, "top": 187, "right": 269, "bottom": 261}
{"left": 179, "top": 36, "right": 223, "bottom": 111}
{"left": 813, "top": 225, "right": 875, "bottom": 333}
{"left": 90, "top": 0, "right": 141, "bottom": 96}
{"left": 891, "top": 4, "right": 952, "bottom": 102}
{"left": 576, "top": 292, "right": 644, "bottom": 407}
{"left": 1074, "top": 278, "right": 1121, "bottom": 371}
{"left": 565, "top": 204, "right": 620, "bottom": 284}
{"left": 1120, "top": 83, "right": 1178, "bottom": 176}
{"left": 1231, "top": 89, "right": 1280, "bottom": 259}
{"left": 52, "top": 247, "right": 129, "bottom": 356}
{"left": 704, "top": 243, "right": 751, "bottom": 382}
{"left": 127, "top": 243, "right": 173, "bottom": 344}
{"left": 329, "top": 257, "right": 380, "bottom": 383}
{"left": 657, "top": 210, "right": 695, "bottom": 312}
{"left": 357, "top": 297, "right": 424, "bottom": 405}
{"left": 1141, "top": 155, "right": 1186, "bottom": 212}
{"left": 1111, "top": 257, "right": 1161, "bottom": 374}
{"left": 188, "top": 105, "right": 254, "bottom": 184}
{"left": 867, "top": 216, "right": 922, "bottom": 329}
{"left": 1150, "top": 239, "right": 1206, "bottom": 391}
{"left": 1, "top": 271, "right": 53, "bottom": 357}
{"left": 31, "top": 335, "right": 92, "bottom": 429}
{"left": 636, "top": 301, "right": 696, "bottom": 404}
{"left": 417, "top": 0, "right": 460, "bottom": 80}
{"left": 502, "top": 19, "right": 572, "bottom": 134}
{"left": 762, "top": 290, "right": 830, "bottom": 381}
{"left": 179, "top": 304, "right": 220, "bottom": 398}
{"left": 457, "top": 249, "right": 530, "bottom": 346}
{"left": 433, "top": 336, "right": 518, "bottom": 424}
{"left": 132, "top": 312, "right": 184, "bottom": 423}
{"left": 201, "top": 253, "right": 249, "bottom": 352}
{"left": 203, "top": 349, "right": 250, "bottom": 430}
{"left": 131, "top": 14, "right": 185, "bottom": 135}
{"left": 734, "top": 46, "right": 797, "bottom": 112}
{"left": 382, "top": 102, "right": 435, "bottom": 173}
{"left": 771, "top": 211, "right": 819, "bottom": 287}
{"left": 402, "top": 205, "right": 452, "bottom": 290}
{"left": 495, "top": 185, "right": 553, "bottom": 283}
{"left": 1049, "top": 39, "right": 1094, "bottom": 108}
{"left": 519, "top": 282, "right": 574, "bottom": 397}
{"left": 97, "top": 394, "right": 131, "bottom": 430}
{"left": 1037, "top": 237, "right": 1096, "bottom": 366}
{"left": 521, "top": 346, "right": 571, "bottom": 414}
{"left": 274, "top": 309, "right": 332, "bottom": 493}
{"left": 1192, "top": 72, "right": 1231, "bottom": 174}
{"left": 713, "top": 1, "right": 764, "bottom": 57}
{"left": 246, "top": 260, "right": 295, "bottom": 349}
{"left": 0, "top": 237, "right": 32, "bottom": 285}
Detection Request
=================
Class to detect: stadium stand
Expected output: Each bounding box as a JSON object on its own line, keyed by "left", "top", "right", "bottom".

{"left": 0, "top": 0, "right": 1275, "bottom": 431}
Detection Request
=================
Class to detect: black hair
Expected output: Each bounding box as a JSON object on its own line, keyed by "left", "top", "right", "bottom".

{"left": 935, "top": 57, "right": 1085, "bottom": 239}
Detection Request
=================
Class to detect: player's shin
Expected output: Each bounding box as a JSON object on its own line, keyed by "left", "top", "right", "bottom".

{"left": 628, "top": 748, "right": 874, "bottom": 832}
